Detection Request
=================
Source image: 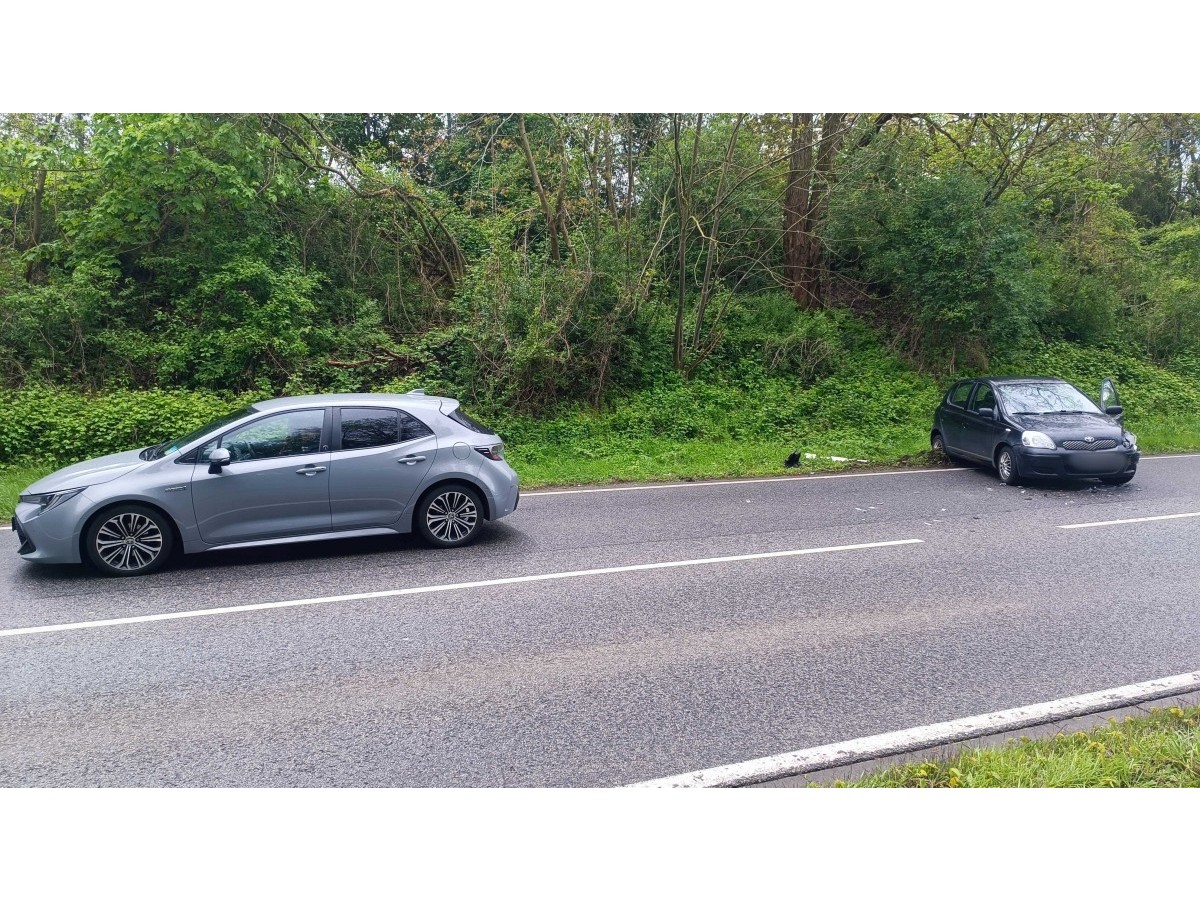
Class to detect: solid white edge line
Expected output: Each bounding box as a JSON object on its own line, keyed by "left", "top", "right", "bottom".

{"left": 517, "top": 452, "right": 1200, "bottom": 498}
{"left": 629, "top": 670, "right": 1200, "bottom": 788}
{"left": 1059, "top": 511, "right": 1200, "bottom": 529}
{"left": 522, "top": 468, "right": 968, "bottom": 497}
{"left": 0, "top": 538, "right": 923, "bottom": 639}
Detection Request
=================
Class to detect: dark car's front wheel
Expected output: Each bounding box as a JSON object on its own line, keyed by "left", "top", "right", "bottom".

{"left": 996, "top": 446, "right": 1021, "bottom": 486}
{"left": 415, "top": 485, "right": 483, "bottom": 548}
{"left": 84, "top": 504, "right": 175, "bottom": 576}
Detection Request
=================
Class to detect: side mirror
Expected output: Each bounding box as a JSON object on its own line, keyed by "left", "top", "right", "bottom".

{"left": 1105, "top": 405, "right": 1123, "bottom": 417}
{"left": 207, "top": 447, "right": 231, "bottom": 475}
{"left": 976, "top": 407, "right": 995, "bottom": 419}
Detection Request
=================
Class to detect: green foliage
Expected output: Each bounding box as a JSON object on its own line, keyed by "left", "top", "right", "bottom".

{"left": 0, "top": 387, "right": 263, "bottom": 465}
{"left": 1141, "top": 220, "right": 1200, "bottom": 361}
{"left": 835, "top": 705, "right": 1200, "bottom": 788}
{"left": 2, "top": 112, "right": 1199, "bottom": 438}
{"left": 829, "top": 160, "right": 1050, "bottom": 368}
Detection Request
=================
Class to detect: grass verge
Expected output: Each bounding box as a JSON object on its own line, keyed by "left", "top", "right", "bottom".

{"left": 0, "top": 464, "right": 55, "bottom": 521}
{"left": 831, "top": 704, "right": 1200, "bottom": 787}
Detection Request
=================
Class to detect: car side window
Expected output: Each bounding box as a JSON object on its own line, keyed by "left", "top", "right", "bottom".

{"left": 969, "top": 384, "right": 995, "bottom": 412}
{"left": 948, "top": 382, "right": 973, "bottom": 407}
{"left": 400, "top": 410, "right": 434, "bottom": 442}
{"left": 212, "top": 409, "right": 325, "bottom": 462}
{"left": 339, "top": 408, "right": 401, "bottom": 450}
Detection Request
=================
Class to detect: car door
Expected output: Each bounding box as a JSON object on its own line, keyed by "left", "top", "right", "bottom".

{"left": 940, "top": 381, "right": 976, "bottom": 454}
{"left": 327, "top": 406, "right": 437, "bottom": 529}
{"left": 189, "top": 407, "right": 332, "bottom": 544}
{"left": 964, "top": 382, "right": 1004, "bottom": 459}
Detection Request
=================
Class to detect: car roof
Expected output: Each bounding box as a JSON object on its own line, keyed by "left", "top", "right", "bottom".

{"left": 252, "top": 391, "right": 454, "bottom": 412}
{"left": 952, "top": 377, "right": 1068, "bottom": 386}
{"left": 982, "top": 376, "right": 1068, "bottom": 385}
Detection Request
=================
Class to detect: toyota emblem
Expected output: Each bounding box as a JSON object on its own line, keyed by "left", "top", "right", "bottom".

{"left": 1084, "top": 436, "right": 1095, "bottom": 443}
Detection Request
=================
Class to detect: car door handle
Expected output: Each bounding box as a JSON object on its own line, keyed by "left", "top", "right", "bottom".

{"left": 399, "top": 455, "right": 427, "bottom": 465}
{"left": 296, "top": 465, "right": 327, "bottom": 476}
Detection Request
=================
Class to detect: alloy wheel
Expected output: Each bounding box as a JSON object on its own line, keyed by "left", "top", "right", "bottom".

{"left": 94, "top": 512, "right": 164, "bottom": 572}
{"left": 425, "top": 491, "right": 478, "bottom": 543}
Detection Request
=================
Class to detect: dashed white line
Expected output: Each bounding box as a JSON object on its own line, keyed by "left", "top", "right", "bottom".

{"left": 0, "top": 538, "right": 923, "bottom": 639}
{"left": 630, "top": 670, "right": 1200, "bottom": 787}
{"left": 1059, "top": 511, "right": 1200, "bottom": 529}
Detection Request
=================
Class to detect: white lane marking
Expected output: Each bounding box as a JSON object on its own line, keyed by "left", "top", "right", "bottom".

{"left": 523, "top": 468, "right": 968, "bottom": 497}
{"left": 630, "top": 670, "right": 1200, "bottom": 787}
{"left": 1140, "top": 453, "right": 1200, "bottom": 460}
{"left": 1059, "top": 511, "right": 1200, "bottom": 529}
{"left": 0, "top": 538, "right": 923, "bottom": 639}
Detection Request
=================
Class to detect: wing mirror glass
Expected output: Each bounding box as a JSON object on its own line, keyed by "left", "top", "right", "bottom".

{"left": 208, "top": 447, "right": 232, "bottom": 474}
{"left": 976, "top": 407, "right": 995, "bottom": 419}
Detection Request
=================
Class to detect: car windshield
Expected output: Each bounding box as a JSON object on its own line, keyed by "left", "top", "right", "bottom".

{"left": 142, "top": 406, "right": 257, "bottom": 460}
{"left": 995, "top": 383, "right": 1101, "bottom": 415}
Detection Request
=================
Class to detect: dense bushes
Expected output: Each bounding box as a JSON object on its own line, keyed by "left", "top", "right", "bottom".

{"left": 0, "top": 387, "right": 261, "bottom": 464}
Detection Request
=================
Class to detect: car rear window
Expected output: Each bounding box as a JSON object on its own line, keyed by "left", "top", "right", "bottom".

{"left": 446, "top": 407, "right": 493, "bottom": 434}
{"left": 340, "top": 408, "right": 400, "bottom": 450}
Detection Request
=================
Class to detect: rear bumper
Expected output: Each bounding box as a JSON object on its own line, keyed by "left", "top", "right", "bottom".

{"left": 1014, "top": 445, "right": 1139, "bottom": 480}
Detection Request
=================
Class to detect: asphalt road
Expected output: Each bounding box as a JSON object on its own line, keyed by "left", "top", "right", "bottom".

{"left": 3, "top": 455, "right": 1200, "bottom": 786}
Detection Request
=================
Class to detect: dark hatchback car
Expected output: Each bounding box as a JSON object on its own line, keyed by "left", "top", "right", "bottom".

{"left": 931, "top": 377, "right": 1140, "bottom": 485}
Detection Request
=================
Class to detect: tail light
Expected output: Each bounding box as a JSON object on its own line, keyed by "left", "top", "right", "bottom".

{"left": 475, "top": 444, "right": 504, "bottom": 461}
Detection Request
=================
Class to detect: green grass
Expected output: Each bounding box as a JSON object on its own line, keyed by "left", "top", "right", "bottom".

{"left": 507, "top": 437, "right": 939, "bottom": 489}
{"left": 1132, "top": 415, "right": 1200, "bottom": 454}
{"left": 831, "top": 705, "right": 1200, "bottom": 787}
{"left": 0, "top": 464, "right": 55, "bottom": 520}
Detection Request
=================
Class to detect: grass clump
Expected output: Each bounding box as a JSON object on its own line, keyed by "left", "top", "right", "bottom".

{"left": 833, "top": 705, "right": 1200, "bottom": 787}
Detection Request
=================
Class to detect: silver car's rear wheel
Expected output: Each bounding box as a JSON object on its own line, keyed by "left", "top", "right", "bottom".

{"left": 85, "top": 504, "right": 174, "bottom": 576}
{"left": 416, "top": 486, "right": 482, "bottom": 547}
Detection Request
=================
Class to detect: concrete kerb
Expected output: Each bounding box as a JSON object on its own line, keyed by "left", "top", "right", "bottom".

{"left": 629, "top": 671, "right": 1200, "bottom": 788}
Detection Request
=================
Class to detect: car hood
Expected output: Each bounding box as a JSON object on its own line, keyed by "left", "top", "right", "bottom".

{"left": 22, "top": 448, "right": 150, "bottom": 495}
{"left": 1010, "top": 412, "right": 1123, "bottom": 441}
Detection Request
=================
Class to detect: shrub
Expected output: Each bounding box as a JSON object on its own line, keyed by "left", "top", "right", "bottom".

{"left": 0, "top": 387, "right": 264, "bottom": 465}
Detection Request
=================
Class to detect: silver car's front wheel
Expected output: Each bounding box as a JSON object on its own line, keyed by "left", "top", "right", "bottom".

{"left": 85, "top": 504, "right": 174, "bottom": 576}
{"left": 416, "top": 486, "right": 482, "bottom": 548}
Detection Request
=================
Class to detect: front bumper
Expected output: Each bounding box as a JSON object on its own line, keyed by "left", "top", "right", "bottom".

{"left": 1013, "top": 445, "right": 1140, "bottom": 480}
{"left": 12, "top": 494, "right": 94, "bottom": 564}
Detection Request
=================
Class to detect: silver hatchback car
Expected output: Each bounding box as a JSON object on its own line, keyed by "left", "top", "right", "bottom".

{"left": 12, "top": 391, "right": 520, "bottom": 576}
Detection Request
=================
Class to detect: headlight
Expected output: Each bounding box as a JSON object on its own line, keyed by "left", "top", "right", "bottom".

{"left": 18, "top": 487, "right": 85, "bottom": 514}
{"left": 1021, "top": 431, "right": 1056, "bottom": 449}
{"left": 1123, "top": 431, "right": 1138, "bottom": 451}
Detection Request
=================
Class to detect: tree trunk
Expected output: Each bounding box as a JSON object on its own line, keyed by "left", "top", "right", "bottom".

{"left": 783, "top": 112, "right": 846, "bottom": 308}
{"left": 23, "top": 113, "right": 62, "bottom": 283}
{"left": 518, "top": 114, "right": 559, "bottom": 262}
{"left": 783, "top": 114, "right": 815, "bottom": 306}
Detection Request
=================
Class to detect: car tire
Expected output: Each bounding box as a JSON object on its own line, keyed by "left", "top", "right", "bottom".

{"left": 84, "top": 503, "right": 175, "bottom": 577}
{"left": 1100, "top": 474, "right": 1135, "bottom": 485}
{"left": 415, "top": 484, "right": 484, "bottom": 548}
{"left": 996, "top": 446, "right": 1021, "bottom": 486}
{"left": 931, "top": 432, "right": 959, "bottom": 462}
